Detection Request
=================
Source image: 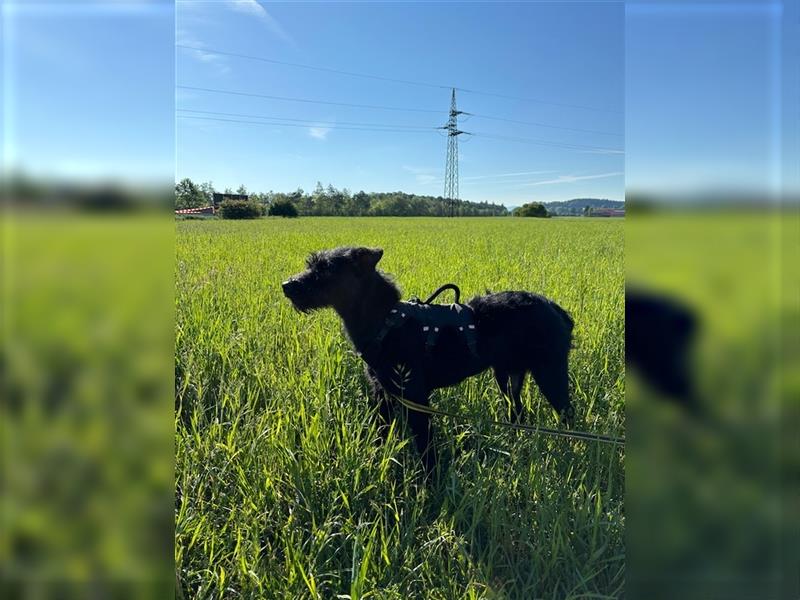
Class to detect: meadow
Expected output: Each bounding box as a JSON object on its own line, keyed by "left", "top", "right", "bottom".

{"left": 175, "top": 217, "right": 625, "bottom": 599}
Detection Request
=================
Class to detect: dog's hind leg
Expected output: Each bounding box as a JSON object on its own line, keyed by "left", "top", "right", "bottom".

{"left": 530, "top": 355, "right": 574, "bottom": 426}
{"left": 494, "top": 369, "right": 526, "bottom": 423}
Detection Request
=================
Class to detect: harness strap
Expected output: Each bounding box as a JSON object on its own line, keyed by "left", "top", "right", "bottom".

{"left": 371, "top": 294, "right": 480, "bottom": 360}
{"left": 372, "top": 308, "right": 406, "bottom": 348}
{"left": 422, "top": 325, "right": 439, "bottom": 357}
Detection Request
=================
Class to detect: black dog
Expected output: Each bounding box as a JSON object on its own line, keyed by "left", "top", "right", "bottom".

{"left": 282, "top": 246, "right": 575, "bottom": 473}
{"left": 626, "top": 287, "right": 698, "bottom": 410}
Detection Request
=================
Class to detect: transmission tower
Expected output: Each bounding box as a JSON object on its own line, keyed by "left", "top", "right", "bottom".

{"left": 442, "top": 88, "right": 466, "bottom": 217}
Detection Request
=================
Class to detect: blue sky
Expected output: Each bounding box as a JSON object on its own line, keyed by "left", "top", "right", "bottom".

{"left": 2, "top": 1, "right": 174, "bottom": 185}
{"left": 626, "top": 1, "right": 791, "bottom": 199}
{"left": 175, "top": 1, "right": 625, "bottom": 204}
{"left": 3, "top": 1, "right": 794, "bottom": 203}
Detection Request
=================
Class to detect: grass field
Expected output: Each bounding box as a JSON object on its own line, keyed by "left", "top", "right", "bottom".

{"left": 175, "top": 217, "right": 625, "bottom": 599}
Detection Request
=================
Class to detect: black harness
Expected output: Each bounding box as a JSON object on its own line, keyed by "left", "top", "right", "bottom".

{"left": 371, "top": 284, "right": 479, "bottom": 359}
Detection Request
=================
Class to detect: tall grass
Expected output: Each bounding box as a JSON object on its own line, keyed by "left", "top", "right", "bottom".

{"left": 175, "top": 217, "right": 624, "bottom": 598}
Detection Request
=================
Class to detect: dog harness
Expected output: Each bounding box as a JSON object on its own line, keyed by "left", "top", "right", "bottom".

{"left": 371, "top": 284, "right": 480, "bottom": 359}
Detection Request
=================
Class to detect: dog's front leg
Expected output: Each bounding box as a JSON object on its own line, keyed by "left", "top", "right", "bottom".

{"left": 366, "top": 366, "right": 395, "bottom": 441}
{"left": 405, "top": 399, "right": 435, "bottom": 477}
{"left": 379, "top": 364, "right": 436, "bottom": 477}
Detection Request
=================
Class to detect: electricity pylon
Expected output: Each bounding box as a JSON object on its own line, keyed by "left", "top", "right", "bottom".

{"left": 442, "top": 89, "right": 465, "bottom": 217}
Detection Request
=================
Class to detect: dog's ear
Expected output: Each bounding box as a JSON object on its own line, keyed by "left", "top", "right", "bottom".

{"left": 356, "top": 247, "right": 383, "bottom": 270}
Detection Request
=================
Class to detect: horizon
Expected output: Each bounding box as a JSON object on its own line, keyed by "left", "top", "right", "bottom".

{"left": 175, "top": 173, "right": 624, "bottom": 209}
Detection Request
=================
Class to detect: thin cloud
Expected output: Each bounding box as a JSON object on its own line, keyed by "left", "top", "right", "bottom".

{"left": 230, "top": 1, "right": 295, "bottom": 45}
{"left": 406, "top": 169, "right": 556, "bottom": 187}
{"left": 462, "top": 170, "right": 555, "bottom": 181}
{"left": 579, "top": 149, "right": 626, "bottom": 155}
{"left": 519, "top": 171, "right": 624, "bottom": 187}
{"left": 402, "top": 165, "right": 441, "bottom": 185}
{"left": 177, "top": 29, "right": 231, "bottom": 74}
{"left": 308, "top": 126, "right": 331, "bottom": 140}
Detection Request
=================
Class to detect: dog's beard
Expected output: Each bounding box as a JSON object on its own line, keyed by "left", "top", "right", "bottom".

{"left": 286, "top": 295, "right": 323, "bottom": 314}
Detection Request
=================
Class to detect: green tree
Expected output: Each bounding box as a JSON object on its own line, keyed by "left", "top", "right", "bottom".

{"left": 198, "top": 181, "right": 215, "bottom": 206}
{"left": 219, "top": 200, "right": 262, "bottom": 219}
{"left": 351, "top": 191, "right": 371, "bottom": 216}
{"left": 268, "top": 199, "right": 298, "bottom": 218}
{"left": 513, "top": 202, "right": 550, "bottom": 218}
{"left": 175, "top": 178, "right": 206, "bottom": 209}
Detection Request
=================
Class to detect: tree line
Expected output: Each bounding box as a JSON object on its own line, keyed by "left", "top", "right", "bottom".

{"left": 175, "top": 178, "right": 508, "bottom": 217}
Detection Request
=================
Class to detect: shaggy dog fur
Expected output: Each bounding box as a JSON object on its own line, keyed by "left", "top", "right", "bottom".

{"left": 626, "top": 287, "right": 698, "bottom": 409}
{"left": 282, "top": 246, "right": 575, "bottom": 474}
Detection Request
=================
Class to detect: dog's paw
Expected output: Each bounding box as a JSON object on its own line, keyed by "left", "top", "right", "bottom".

{"left": 560, "top": 405, "right": 576, "bottom": 428}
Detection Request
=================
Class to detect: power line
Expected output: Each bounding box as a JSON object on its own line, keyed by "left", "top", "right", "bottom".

{"left": 178, "top": 85, "right": 623, "bottom": 142}
{"left": 176, "top": 44, "right": 621, "bottom": 114}
{"left": 178, "top": 113, "right": 623, "bottom": 154}
{"left": 177, "top": 108, "right": 437, "bottom": 130}
{"left": 177, "top": 44, "right": 451, "bottom": 92}
{"left": 469, "top": 131, "right": 623, "bottom": 153}
{"left": 177, "top": 114, "right": 435, "bottom": 134}
{"left": 177, "top": 84, "right": 442, "bottom": 114}
{"left": 458, "top": 87, "right": 621, "bottom": 114}
{"left": 468, "top": 113, "right": 622, "bottom": 137}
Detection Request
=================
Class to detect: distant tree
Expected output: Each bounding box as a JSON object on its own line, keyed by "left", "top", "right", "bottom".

{"left": 236, "top": 184, "right": 248, "bottom": 196}
{"left": 513, "top": 202, "right": 550, "bottom": 218}
{"left": 180, "top": 181, "right": 508, "bottom": 216}
{"left": 219, "top": 199, "right": 263, "bottom": 219}
{"left": 175, "top": 178, "right": 206, "bottom": 209}
{"left": 351, "top": 191, "right": 371, "bottom": 215}
{"left": 268, "top": 199, "right": 299, "bottom": 218}
{"left": 198, "top": 181, "right": 215, "bottom": 206}
{"left": 328, "top": 185, "right": 346, "bottom": 216}
{"left": 584, "top": 205, "right": 592, "bottom": 217}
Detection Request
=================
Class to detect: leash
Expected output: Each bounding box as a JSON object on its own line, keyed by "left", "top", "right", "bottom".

{"left": 394, "top": 395, "right": 625, "bottom": 446}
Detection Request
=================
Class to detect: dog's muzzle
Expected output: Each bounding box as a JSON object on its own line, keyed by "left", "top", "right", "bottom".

{"left": 282, "top": 278, "right": 312, "bottom": 312}
{"left": 281, "top": 279, "right": 300, "bottom": 297}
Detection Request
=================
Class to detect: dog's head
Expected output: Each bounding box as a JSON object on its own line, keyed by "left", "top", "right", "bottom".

{"left": 282, "top": 246, "right": 384, "bottom": 313}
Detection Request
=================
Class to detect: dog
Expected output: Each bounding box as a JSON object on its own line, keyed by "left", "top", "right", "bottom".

{"left": 282, "top": 246, "right": 575, "bottom": 474}
{"left": 626, "top": 286, "right": 698, "bottom": 410}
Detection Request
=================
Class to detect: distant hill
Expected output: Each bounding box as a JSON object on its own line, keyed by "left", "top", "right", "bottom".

{"left": 543, "top": 198, "right": 624, "bottom": 216}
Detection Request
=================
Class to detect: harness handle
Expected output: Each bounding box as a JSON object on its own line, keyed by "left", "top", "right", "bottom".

{"left": 424, "top": 283, "right": 461, "bottom": 304}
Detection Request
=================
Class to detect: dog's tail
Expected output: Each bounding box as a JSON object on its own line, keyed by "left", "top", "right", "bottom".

{"left": 551, "top": 302, "right": 575, "bottom": 335}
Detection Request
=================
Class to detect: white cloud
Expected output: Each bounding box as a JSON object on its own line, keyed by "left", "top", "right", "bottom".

{"left": 308, "top": 126, "right": 331, "bottom": 140}
{"left": 401, "top": 167, "right": 560, "bottom": 187}
{"left": 519, "top": 171, "right": 624, "bottom": 187}
{"left": 177, "top": 29, "right": 231, "bottom": 74}
{"left": 579, "top": 149, "right": 626, "bottom": 155}
{"left": 462, "top": 170, "right": 554, "bottom": 181}
{"left": 229, "top": 1, "right": 295, "bottom": 45}
{"left": 402, "top": 165, "right": 441, "bottom": 185}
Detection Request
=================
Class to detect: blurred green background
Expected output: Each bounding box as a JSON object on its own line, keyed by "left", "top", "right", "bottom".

{"left": 2, "top": 212, "right": 175, "bottom": 597}
{"left": 626, "top": 208, "right": 799, "bottom": 599}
